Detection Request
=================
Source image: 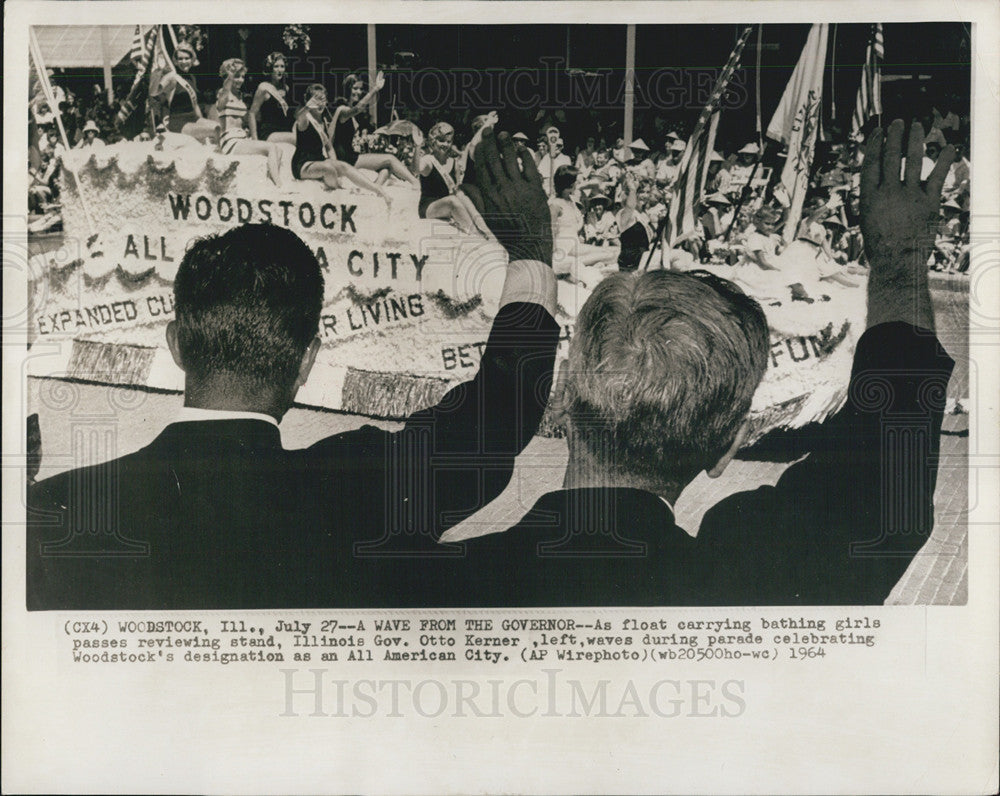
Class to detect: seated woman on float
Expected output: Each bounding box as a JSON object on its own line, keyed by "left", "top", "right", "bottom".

{"left": 416, "top": 120, "right": 493, "bottom": 239}
{"left": 331, "top": 72, "right": 419, "bottom": 188}
{"left": 549, "top": 165, "right": 618, "bottom": 283}
{"left": 151, "top": 41, "right": 219, "bottom": 145}
{"left": 290, "top": 83, "right": 392, "bottom": 205}
{"left": 216, "top": 58, "right": 284, "bottom": 186}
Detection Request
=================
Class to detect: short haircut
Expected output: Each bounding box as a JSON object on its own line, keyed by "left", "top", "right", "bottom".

{"left": 566, "top": 270, "right": 769, "bottom": 480}
{"left": 173, "top": 224, "right": 324, "bottom": 391}
{"left": 553, "top": 165, "right": 578, "bottom": 196}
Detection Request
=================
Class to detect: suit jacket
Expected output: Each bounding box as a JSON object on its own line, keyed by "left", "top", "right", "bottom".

{"left": 27, "top": 302, "right": 559, "bottom": 610}
{"left": 414, "top": 322, "right": 955, "bottom": 606}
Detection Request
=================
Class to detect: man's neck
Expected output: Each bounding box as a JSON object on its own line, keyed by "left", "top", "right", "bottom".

{"left": 183, "top": 378, "right": 288, "bottom": 423}
{"left": 562, "top": 453, "right": 686, "bottom": 507}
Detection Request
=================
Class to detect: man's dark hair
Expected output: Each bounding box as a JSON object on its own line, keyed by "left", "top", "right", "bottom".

{"left": 566, "top": 270, "right": 770, "bottom": 482}
{"left": 173, "top": 224, "right": 324, "bottom": 391}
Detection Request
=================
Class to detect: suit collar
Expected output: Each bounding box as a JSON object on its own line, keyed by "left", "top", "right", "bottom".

{"left": 532, "top": 487, "right": 679, "bottom": 529}
{"left": 175, "top": 406, "right": 279, "bottom": 427}
{"left": 154, "top": 419, "right": 282, "bottom": 451}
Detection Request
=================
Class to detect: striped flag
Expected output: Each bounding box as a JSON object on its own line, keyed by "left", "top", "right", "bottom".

{"left": 115, "top": 26, "right": 160, "bottom": 138}
{"left": 128, "top": 25, "right": 153, "bottom": 68}
{"left": 147, "top": 25, "right": 177, "bottom": 101}
{"left": 851, "top": 23, "right": 884, "bottom": 136}
{"left": 665, "top": 26, "right": 754, "bottom": 248}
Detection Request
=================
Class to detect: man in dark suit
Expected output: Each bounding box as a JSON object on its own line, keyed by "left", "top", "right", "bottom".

{"left": 27, "top": 129, "right": 559, "bottom": 610}
{"left": 416, "top": 119, "right": 957, "bottom": 606}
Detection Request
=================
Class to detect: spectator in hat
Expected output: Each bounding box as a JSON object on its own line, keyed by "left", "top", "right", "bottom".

{"left": 537, "top": 136, "right": 571, "bottom": 197}
{"left": 656, "top": 139, "right": 686, "bottom": 186}
{"left": 699, "top": 192, "right": 735, "bottom": 241}
{"left": 707, "top": 150, "right": 731, "bottom": 195}
{"left": 74, "top": 119, "right": 106, "bottom": 150}
{"left": 583, "top": 191, "right": 618, "bottom": 245}
{"left": 932, "top": 198, "right": 966, "bottom": 272}
{"left": 511, "top": 131, "right": 535, "bottom": 161}
{"left": 821, "top": 216, "right": 861, "bottom": 266}
{"left": 628, "top": 138, "right": 656, "bottom": 179}
{"left": 729, "top": 142, "right": 760, "bottom": 189}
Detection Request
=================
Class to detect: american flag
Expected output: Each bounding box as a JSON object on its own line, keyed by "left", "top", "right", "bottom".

{"left": 664, "top": 26, "right": 754, "bottom": 249}
{"left": 128, "top": 25, "right": 153, "bottom": 69}
{"left": 115, "top": 26, "right": 160, "bottom": 137}
{"left": 851, "top": 23, "right": 884, "bottom": 136}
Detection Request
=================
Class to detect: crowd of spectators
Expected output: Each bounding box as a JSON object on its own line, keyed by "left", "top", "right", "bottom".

{"left": 28, "top": 57, "right": 972, "bottom": 275}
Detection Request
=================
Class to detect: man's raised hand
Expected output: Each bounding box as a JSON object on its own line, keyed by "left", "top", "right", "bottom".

{"left": 465, "top": 129, "right": 553, "bottom": 266}
{"left": 860, "top": 119, "right": 956, "bottom": 268}
{"left": 859, "top": 118, "right": 956, "bottom": 330}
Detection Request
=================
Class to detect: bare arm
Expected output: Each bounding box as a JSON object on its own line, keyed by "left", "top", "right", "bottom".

{"left": 338, "top": 71, "right": 385, "bottom": 120}
{"left": 248, "top": 84, "right": 269, "bottom": 139}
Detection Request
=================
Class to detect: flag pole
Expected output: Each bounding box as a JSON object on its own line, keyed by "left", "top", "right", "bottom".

{"left": 755, "top": 24, "right": 763, "bottom": 149}
{"left": 724, "top": 141, "right": 768, "bottom": 242}
{"left": 624, "top": 24, "right": 636, "bottom": 146}
{"left": 28, "top": 27, "right": 96, "bottom": 236}
{"left": 367, "top": 24, "right": 378, "bottom": 128}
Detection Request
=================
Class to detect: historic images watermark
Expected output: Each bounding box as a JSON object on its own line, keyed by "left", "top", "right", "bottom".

{"left": 280, "top": 668, "right": 747, "bottom": 719}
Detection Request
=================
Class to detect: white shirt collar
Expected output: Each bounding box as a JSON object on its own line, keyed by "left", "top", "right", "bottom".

{"left": 175, "top": 407, "right": 279, "bottom": 428}
{"left": 659, "top": 496, "right": 675, "bottom": 514}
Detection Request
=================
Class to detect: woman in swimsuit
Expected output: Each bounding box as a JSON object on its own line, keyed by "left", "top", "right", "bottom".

{"left": 216, "top": 58, "right": 282, "bottom": 186}
{"left": 331, "top": 71, "right": 418, "bottom": 187}
{"left": 615, "top": 172, "right": 655, "bottom": 272}
{"left": 249, "top": 52, "right": 295, "bottom": 145}
{"left": 416, "top": 121, "right": 492, "bottom": 238}
{"left": 291, "top": 84, "right": 391, "bottom": 205}
{"left": 154, "top": 42, "right": 218, "bottom": 143}
{"left": 549, "top": 165, "right": 618, "bottom": 279}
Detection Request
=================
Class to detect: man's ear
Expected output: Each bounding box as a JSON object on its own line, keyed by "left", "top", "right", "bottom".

{"left": 165, "top": 321, "right": 184, "bottom": 371}
{"left": 707, "top": 419, "right": 750, "bottom": 479}
{"left": 293, "top": 337, "right": 321, "bottom": 392}
{"left": 550, "top": 359, "right": 571, "bottom": 428}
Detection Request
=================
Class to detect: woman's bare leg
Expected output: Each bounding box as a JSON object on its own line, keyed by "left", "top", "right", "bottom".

{"left": 821, "top": 272, "right": 860, "bottom": 287}
{"left": 355, "top": 153, "right": 419, "bottom": 187}
{"left": 334, "top": 162, "right": 391, "bottom": 205}
{"left": 232, "top": 139, "right": 282, "bottom": 186}
{"left": 181, "top": 118, "right": 221, "bottom": 144}
{"left": 300, "top": 161, "right": 341, "bottom": 190}
{"left": 454, "top": 190, "right": 494, "bottom": 240}
{"left": 426, "top": 196, "right": 477, "bottom": 235}
{"left": 266, "top": 131, "right": 297, "bottom": 146}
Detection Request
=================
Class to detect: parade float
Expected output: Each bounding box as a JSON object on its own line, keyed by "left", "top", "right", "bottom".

{"left": 26, "top": 138, "right": 866, "bottom": 444}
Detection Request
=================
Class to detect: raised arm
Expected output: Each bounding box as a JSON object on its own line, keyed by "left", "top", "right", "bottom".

{"left": 699, "top": 120, "right": 957, "bottom": 605}
{"left": 389, "top": 129, "right": 558, "bottom": 542}
{"left": 860, "top": 120, "right": 954, "bottom": 332}
{"left": 338, "top": 71, "right": 385, "bottom": 121}
{"left": 410, "top": 127, "right": 426, "bottom": 176}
